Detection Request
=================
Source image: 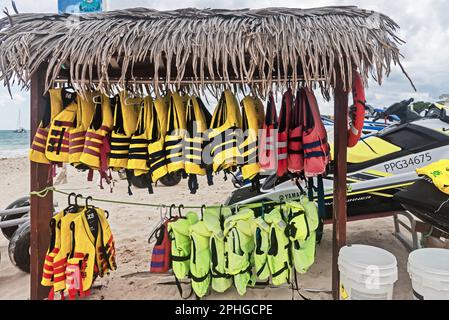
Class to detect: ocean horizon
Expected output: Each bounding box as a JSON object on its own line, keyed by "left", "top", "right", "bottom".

{"left": 0, "top": 130, "right": 30, "bottom": 159}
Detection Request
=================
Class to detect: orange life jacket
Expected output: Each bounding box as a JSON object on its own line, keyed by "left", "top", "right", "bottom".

{"left": 276, "top": 89, "right": 292, "bottom": 177}
{"left": 79, "top": 95, "right": 114, "bottom": 186}
{"left": 259, "top": 93, "right": 278, "bottom": 173}
{"left": 302, "top": 88, "right": 330, "bottom": 177}
{"left": 29, "top": 89, "right": 64, "bottom": 164}
{"left": 69, "top": 92, "right": 95, "bottom": 169}
{"left": 288, "top": 90, "right": 304, "bottom": 174}
{"left": 45, "top": 89, "right": 78, "bottom": 163}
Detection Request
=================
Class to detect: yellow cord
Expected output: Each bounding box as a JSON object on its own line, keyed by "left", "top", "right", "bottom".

{"left": 29, "top": 187, "right": 270, "bottom": 210}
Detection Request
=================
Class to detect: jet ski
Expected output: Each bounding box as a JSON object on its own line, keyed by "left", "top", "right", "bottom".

{"left": 226, "top": 116, "right": 449, "bottom": 220}
{"left": 323, "top": 99, "right": 419, "bottom": 140}
{"left": 394, "top": 178, "right": 449, "bottom": 234}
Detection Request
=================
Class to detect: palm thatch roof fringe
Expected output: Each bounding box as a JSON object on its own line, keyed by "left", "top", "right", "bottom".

{"left": 0, "top": 6, "right": 413, "bottom": 98}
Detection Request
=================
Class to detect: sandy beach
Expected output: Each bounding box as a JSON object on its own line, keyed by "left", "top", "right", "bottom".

{"left": 0, "top": 157, "right": 414, "bottom": 300}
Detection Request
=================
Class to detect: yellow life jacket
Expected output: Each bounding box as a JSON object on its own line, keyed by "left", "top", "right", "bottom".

{"left": 167, "top": 212, "right": 199, "bottom": 280}
{"left": 240, "top": 96, "right": 263, "bottom": 181}
{"left": 52, "top": 207, "right": 85, "bottom": 293}
{"left": 265, "top": 208, "right": 291, "bottom": 286}
{"left": 224, "top": 209, "right": 256, "bottom": 296}
{"left": 184, "top": 96, "right": 213, "bottom": 194}
{"left": 209, "top": 90, "right": 243, "bottom": 173}
{"left": 184, "top": 96, "right": 209, "bottom": 176}
{"left": 416, "top": 160, "right": 449, "bottom": 195}
{"left": 45, "top": 89, "right": 78, "bottom": 163}
{"left": 65, "top": 207, "right": 117, "bottom": 298}
{"left": 203, "top": 207, "right": 233, "bottom": 293}
{"left": 30, "top": 89, "right": 64, "bottom": 164}
{"left": 148, "top": 96, "right": 169, "bottom": 182}
{"left": 80, "top": 95, "right": 114, "bottom": 171}
{"left": 189, "top": 220, "right": 212, "bottom": 298}
{"left": 109, "top": 92, "right": 140, "bottom": 170}
{"left": 69, "top": 92, "right": 95, "bottom": 168}
{"left": 252, "top": 216, "right": 270, "bottom": 281}
{"left": 289, "top": 197, "right": 319, "bottom": 274}
{"left": 41, "top": 211, "right": 64, "bottom": 287}
{"left": 165, "top": 92, "right": 187, "bottom": 174}
{"left": 127, "top": 97, "right": 152, "bottom": 176}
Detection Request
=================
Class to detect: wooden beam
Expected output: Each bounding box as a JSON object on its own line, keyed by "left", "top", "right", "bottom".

{"left": 30, "top": 64, "right": 53, "bottom": 300}
{"left": 332, "top": 76, "right": 349, "bottom": 300}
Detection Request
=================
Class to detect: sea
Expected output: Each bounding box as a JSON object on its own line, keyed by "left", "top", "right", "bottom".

{"left": 0, "top": 130, "right": 30, "bottom": 158}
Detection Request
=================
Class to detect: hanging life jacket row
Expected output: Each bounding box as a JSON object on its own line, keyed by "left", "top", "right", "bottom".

{"left": 41, "top": 194, "right": 117, "bottom": 300}
{"left": 149, "top": 198, "right": 320, "bottom": 299}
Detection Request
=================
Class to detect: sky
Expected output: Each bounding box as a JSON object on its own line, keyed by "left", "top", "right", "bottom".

{"left": 0, "top": 0, "right": 448, "bottom": 129}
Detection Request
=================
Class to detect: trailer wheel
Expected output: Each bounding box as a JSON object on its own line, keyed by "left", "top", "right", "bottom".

{"left": 159, "top": 172, "right": 182, "bottom": 187}
{"left": 8, "top": 222, "right": 30, "bottom": 274}
{"left": 1, "top": 197, "right": 30, "bottom": 240}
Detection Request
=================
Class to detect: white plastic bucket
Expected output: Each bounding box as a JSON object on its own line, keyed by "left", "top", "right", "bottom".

{"left": 338, "top": 245, "right": 398, "bottom": 300}
{"left": 407, "top": 248, "right": 449, "bottom": 300}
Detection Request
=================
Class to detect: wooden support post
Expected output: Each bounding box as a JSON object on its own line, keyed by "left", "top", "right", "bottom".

{"left": 30, "top": 64, "right": 52, "bottom": 300}
{"left": 332, "top": 79, "right": 349, "bottom": 300}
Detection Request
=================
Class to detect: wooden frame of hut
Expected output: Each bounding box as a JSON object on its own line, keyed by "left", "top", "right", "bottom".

{"left": 0, "top": 6, "right": 411, "bottom": 300}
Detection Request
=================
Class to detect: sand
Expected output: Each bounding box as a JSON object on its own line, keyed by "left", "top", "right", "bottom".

{"left": 0, "top": 157, "right": 414, "bottom": 300}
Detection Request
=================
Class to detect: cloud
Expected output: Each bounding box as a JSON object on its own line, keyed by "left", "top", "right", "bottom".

{"left": 0, "top": 0, "right": 448, "bottom": 129}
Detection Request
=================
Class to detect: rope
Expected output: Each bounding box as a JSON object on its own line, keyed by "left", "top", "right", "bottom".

{"left": 29, "top": 187, "right": 282, "bottom": 210}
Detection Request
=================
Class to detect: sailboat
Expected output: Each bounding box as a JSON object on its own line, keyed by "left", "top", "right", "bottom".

{"left": 14, "top": 109, "right": 26, "bottom": 133}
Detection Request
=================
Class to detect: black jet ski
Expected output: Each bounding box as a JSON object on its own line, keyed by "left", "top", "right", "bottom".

{"left": 227, "top": 115, "right": 449, "bottom": 220}
{"left": 394, "top": 178, "right": 449, "bottom": 234}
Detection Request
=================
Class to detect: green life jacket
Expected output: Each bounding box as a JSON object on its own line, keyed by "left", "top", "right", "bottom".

{"left": 167, "top": 212, "right": 199, "bottom": 280}
{"left": 285, "top": 201, "right": 309, "bottom": 241}
{"left": 290, "top": 197, "right": 319, "bottom": 274}
{"left": 265, "top": 208, "right": 291, "bottom": 286}
{"left": 189, "top": 220, "right": 212, "bottom": 298}
{"left": 224, "top": 209, "right": 256, "bottom": 296}
{"left": 252, "top": 217, "right": 270, "bottom": 281}
{"left": 203, "top": 207, "right": 233, "bottom": 293}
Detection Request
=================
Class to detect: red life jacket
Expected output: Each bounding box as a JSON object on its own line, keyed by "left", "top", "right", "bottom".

{"left": 150, "top": 219, "right": 175, "bottom": 273}
{"left": 302, "top": 88, "right": 330, "bottom": 177}
{"left": 288, "top": 90, "right": 304, "bottom": 174}
{"left": 277, "top": 89, "right": 292, "bottom": 177}
{"left": 259, "top": 93, "right": 278, "bottom": 172}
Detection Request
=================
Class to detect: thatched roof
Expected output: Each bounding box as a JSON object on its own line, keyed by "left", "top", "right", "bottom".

{"left": 0, "top": 6, "right": 412, "bottom": 97}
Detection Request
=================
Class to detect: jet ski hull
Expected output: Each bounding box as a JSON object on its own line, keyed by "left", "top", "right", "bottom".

{"left": 394, "top": 179, "right": 449, "bottom": 234}
{"left": 226, "top": 172, "right": 417, "bottom": 220}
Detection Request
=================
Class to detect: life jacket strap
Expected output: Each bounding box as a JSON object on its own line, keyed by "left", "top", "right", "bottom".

{"left": 130, "top": 138, "right": 149, "bottom": 145}
{"left": 256, "top": 262, "right": 268, "bottom": 277}
{"left": 188, "top": 174, "right": 199, "bottom": 195}
{"left": 110, "top": 137, "right": 131, "bottom": 144}
{"left": 54, "top": 121, "right": 75, "bottom": 128}
{"left": 110, "top": 145, "right": 131, "bottom": 151}
{"left": 189, "top": 271, "right": 210, "bottom": 283}
{"left": 288, "top": 149, "right": 304, "bottom": 154}
{"left": 271, "top": 261, "right": 289, "bottom": 278}
{"left": 33, "top": 136, "right": 47, "bottom": 145}
{"left": 171, "top": 255, "right": 190, "bottom": 262}
{"left": 109, "top": 154, "right": 129, "bottom": 159}
{"left": 69, "top": 131, "right": 87, "bottom": 140}
{"left": 128, "top": 154, "right": 149, "bottom": 160}
{"left": 174, "top": 275, "right": 194, "bottom": 300}
{"left": 303, "top": 139, "right": 326, "bottom": 150}
{"left": 31, "top": 144, "right": 46, "bottom": 154}
{"left": 206, "top": 167, "right": 214, "bottom": 186}
{"left": 85, "top": 132, "right": 105, "bottom": 141}
{"left": 304, "top": 151, "right": 326, "bottom": 159}
{"left": 37, "top": 128, "right": 49, "bottom": 137}
{"left": 211, "top": 265, "right": 233, "bottom": 279}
